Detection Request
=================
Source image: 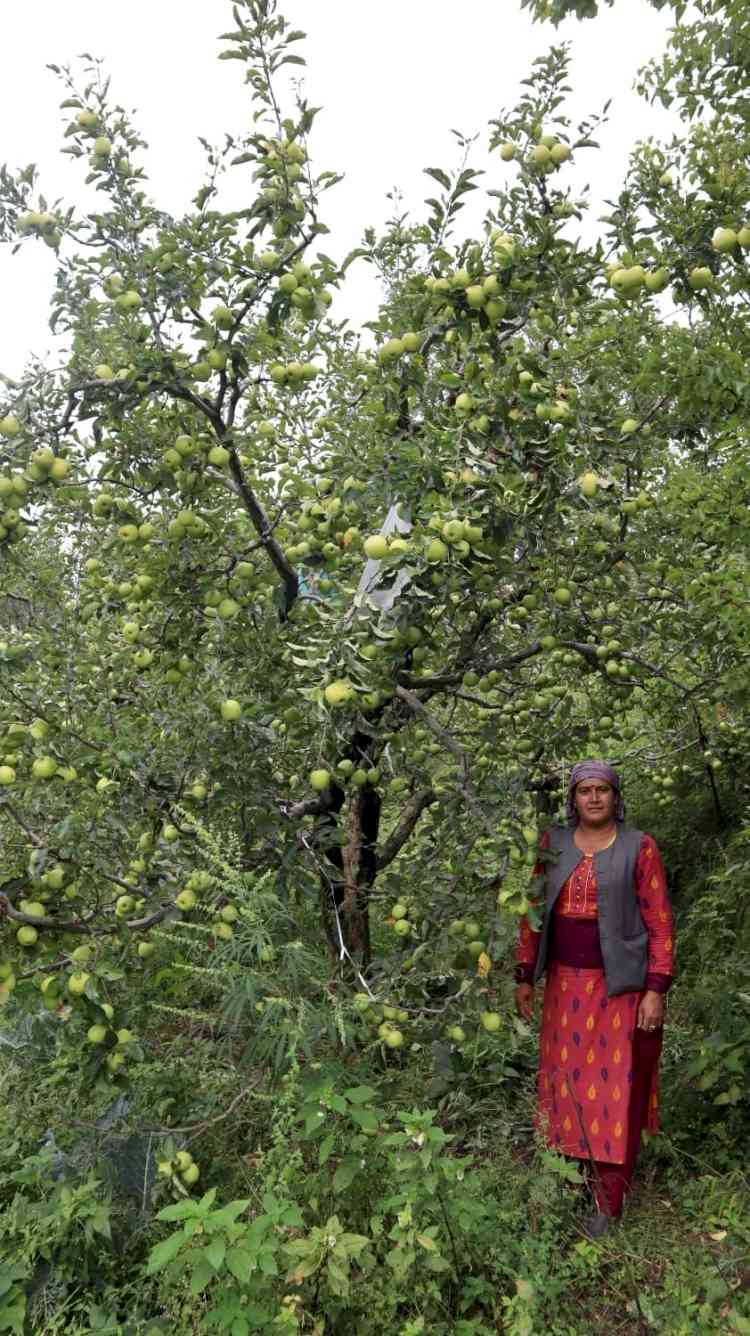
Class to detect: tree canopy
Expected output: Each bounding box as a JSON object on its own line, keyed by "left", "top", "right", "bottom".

{"left": 1, "top": 2, "right": 750, "bottom": 1328}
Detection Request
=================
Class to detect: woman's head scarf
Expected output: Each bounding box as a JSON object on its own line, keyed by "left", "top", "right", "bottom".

{"left": 566, "top": 759, "right": 625, "bottom": 824}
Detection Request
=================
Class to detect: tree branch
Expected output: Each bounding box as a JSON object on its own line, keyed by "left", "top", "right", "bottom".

{"left": 376, "top": 786, "right": 437, "bottom": 871}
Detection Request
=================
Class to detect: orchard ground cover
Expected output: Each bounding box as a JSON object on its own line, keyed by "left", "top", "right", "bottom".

{"left": 1, "top": 0, "right": 750, "bottom": 1330}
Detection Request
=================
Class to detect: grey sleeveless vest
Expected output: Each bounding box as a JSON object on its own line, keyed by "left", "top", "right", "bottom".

{"left": 533, "top": 824, "right": 649, "bottom": 998}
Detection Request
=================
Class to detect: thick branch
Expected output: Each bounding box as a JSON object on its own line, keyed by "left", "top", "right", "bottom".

{"left": 341, "top": 789, "right": 364, "bottom": 918}
{"left": 376, "top": 786, "right": 437, "bottom": 871}
{"left": 395, "top": 686, "right": 496, "bottom": 838}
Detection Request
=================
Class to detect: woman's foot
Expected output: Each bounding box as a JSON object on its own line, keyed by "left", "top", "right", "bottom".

{"left": 581, "top": 1211, "right": 617, "bottom": 1240}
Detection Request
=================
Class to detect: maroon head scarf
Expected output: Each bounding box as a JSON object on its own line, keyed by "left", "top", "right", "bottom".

{"left": 566, "top": 759, "right": 625, "bottom": 824}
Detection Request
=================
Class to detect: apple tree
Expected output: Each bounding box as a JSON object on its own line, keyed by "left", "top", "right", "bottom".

{"left": 1, "top": 0, "right": 749, "bottom": 1074}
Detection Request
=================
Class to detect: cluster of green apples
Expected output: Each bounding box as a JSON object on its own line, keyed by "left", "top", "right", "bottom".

{"left": 606, "top": 257, "right": 670, "bottom": 298}
{"left": 422, "top": 231, "right": 517, "bottom": 326}
{"left": 253, "top": 130, "right": 309, "bottom": 238}
{"left": 15, "top": 210, "right": 61, "bottom": 247}
{"left": 282, "top": 477, "right": 365, "bottom": 563}
{"left": 388, "top": 900, "right": 413, "bottom": 941}
{"left": 0, "top": 413, "right": 75, "bottom": 541}
{"left": 268, "top": 359, "right": 319, "bottom": 388}
{"left": 84, "top": 1017, "right": 137, "bottom": 1075}
{"left": 448, "top": 916, "right": 490, "bottom": 965}
{"left": 274, "top": 258, "right": 333, "bottom": 322}
{"left": 308, "top": 762, "right": 381, "bottom": 792}
{"left": 513, "top": 368, "right": 576, "bottom": 424}
{"left": 0, "top": 717, "right": 78, "bottom": 790}
{"left": 158, "top": 1148, "right": 200, "bottom": 1189}
{"left": 0, "top": 961, "right": 17, "bottom": 1005}
{"left": 26, "top": 447, "right": 71, "bottom": 484}
{"left": 496, "top": 128, "right": 572, "bottom": 172}
{"left": 70, "top": 109, "right": 125, "bottom": 174}
{"left": 711, "top": 225, "right": 750, "bottom": 254}
{"left": 353, "top": 992, "right": 409, "bottom": 1048}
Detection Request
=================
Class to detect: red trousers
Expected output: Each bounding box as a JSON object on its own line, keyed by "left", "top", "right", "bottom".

{"left": 589, "top": 1026, "right": 663, "bottom": 1216}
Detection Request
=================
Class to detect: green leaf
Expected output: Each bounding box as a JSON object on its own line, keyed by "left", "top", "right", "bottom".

{"left": 204, "top": 1237, "right": 226, "bottom": 1270}
{"left": 146, "top": 1231, "right": 186, "bottom": 1275}
{"left": 210, "top": 1200, "right": 251, "bottom": 1228}
{"left": 349, "top": 1107, "right": 379, "bottom": 1132}
{"left": 343, "top": 1085, "right": 377, "bottom": 1104}
{"left": 333, "top": 1157, "right": 360, "bottom": 1192}
{"left": 225, "top": 1246, "right": 254, "bottom": 1283}
{"left": 157, "top": 1200, "right": 203, "bottom": 1222}
{"left": 319, "top": 1133, "right": 335, "bottom": 1166}
{"left": 190, "top": 1258, "right": 215, "bottom": 1296}
{"left": 424, "top": 167, "right": 451, "bottom": 191}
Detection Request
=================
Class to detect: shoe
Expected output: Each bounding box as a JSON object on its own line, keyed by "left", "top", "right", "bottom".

{"left": 581, "top": 1212, "right": 615, "bottom": 1240}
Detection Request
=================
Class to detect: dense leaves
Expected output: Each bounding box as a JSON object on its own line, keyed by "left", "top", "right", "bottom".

{"left": 1, "top": 2, "right": 750, "bottom": 1328}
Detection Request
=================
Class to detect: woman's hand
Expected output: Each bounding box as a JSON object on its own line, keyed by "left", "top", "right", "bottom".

{"left": 515, "top": 983, "right": 535, "bottom": 1022}
{"left": 637, "top": 989, "right": 665, "bottom": 1031}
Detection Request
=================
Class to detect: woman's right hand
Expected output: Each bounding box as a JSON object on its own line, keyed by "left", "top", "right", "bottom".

{"left": 515, "top": 983, "right": 535, "bottom": 1021}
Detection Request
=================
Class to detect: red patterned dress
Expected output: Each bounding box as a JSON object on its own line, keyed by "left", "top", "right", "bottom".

{"left": 515, "top": 834, "right": 674, "bottom": 1170}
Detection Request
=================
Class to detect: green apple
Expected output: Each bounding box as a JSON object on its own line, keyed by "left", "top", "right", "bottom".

{"left": 620, "top": 418, "right": 638, "bottom": 435}
{"left": 87, "top": 1024, "right": 108, "bottom": 1044}
{"left": 401, "top": 331, "right": 420, "bottom": 352}
{"left": 212, "top": 305, "right": 234, "bottom": 328}
{"left": 554, "top": 587, "right": 572, "bottom": 606}
{"left": 182, "top": 1162, "right": 200, "bottom": 1185}
{"left": 363, "top": 534, "right": 388, "bottom": 559}
{"left": 712, "top": 227, "right": 737, "bottom": 254}
{"left": 550, "top": 142, "right": 571, "bottom": 165}
{"left": 68, "top": 971, "right": 90, "bottom": 996}
{"left": 481, "top": 1011, "right": 502, "bottom": 1033}
{"left": 454, "top": 392, "right": 475, "bottom": 414}
{"left": 93, "top": 136, "right": 112, "bottom": 158}
{"left": 17, "top": 925, "right": 38, "bottom": 946}
{"left": 529, "top": 144, "right": 551, "bottom": 167}
{"left": 32, "top": 756, "right": 57, "bottom": 780}
{"left": 393, "top": 919, "right": 411, "bottom": 937}
{"left": 324, "top": 680, "right": 353, "bottom": 706}
{"left": 94, "top": 364, "right": 115, "bottom": 381}
{"left": 499, "top": 143, "right": 515, "bottom": 161}
{"left": 737, "top": 226, "right": 750, "bottom": 249}
{"left": 309, "top": 768, "right": 331, "bottom": 792}
{"left": 0, "top": 766, "right": 15, "bottom": 785}
{"left": 384, "top": 1028, "right": 404, "bottom": 1048}
{"left": 208, "top": 445, "right": 230, "bottom": 467}
{"left": 465, "top": 285, "right": 486, "bottom": 309}
{"left": 578, "top": 471, "right": 598, "bottom": 497}
{"left": 221, "top": 699, "right": 242, "bottom": 721}
{"left": 176, "top": 889, "right": 197, "bottom": 912}
{"left": 447, "top": 1025, "right": 466, "bottom": 1042}
{"left": 137, "top": 941, "right": 155, "bottom": 959}
{"left": 689, "top": 267, "right": 713, "bottom": 291}
{"left": 645, "top": 268, "right": 669, "bottom": 293}
{"left": 391, "top": 903, "right": 407, "bottom": 921}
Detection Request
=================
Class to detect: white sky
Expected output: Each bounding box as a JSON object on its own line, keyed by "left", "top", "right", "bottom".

{"left": 0, "top": 0, "right": 682, "bottom": 379}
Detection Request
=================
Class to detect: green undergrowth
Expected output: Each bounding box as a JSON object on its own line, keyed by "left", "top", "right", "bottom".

{"left": 1, "top": 791, "right": 749, "bottom": 1334}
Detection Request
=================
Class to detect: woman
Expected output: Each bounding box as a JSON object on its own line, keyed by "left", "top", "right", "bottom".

{"left": 514, "top": 760, "right": 674, "bottom": 1237}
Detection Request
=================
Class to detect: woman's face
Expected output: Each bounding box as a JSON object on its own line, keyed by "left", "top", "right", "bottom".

{"left": 574, "top": 779, "right": 616, "bottom": 826}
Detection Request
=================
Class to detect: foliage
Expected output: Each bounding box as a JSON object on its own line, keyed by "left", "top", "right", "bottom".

{"left": 2, "top": 0, "right": 750, "bottom": 1329}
